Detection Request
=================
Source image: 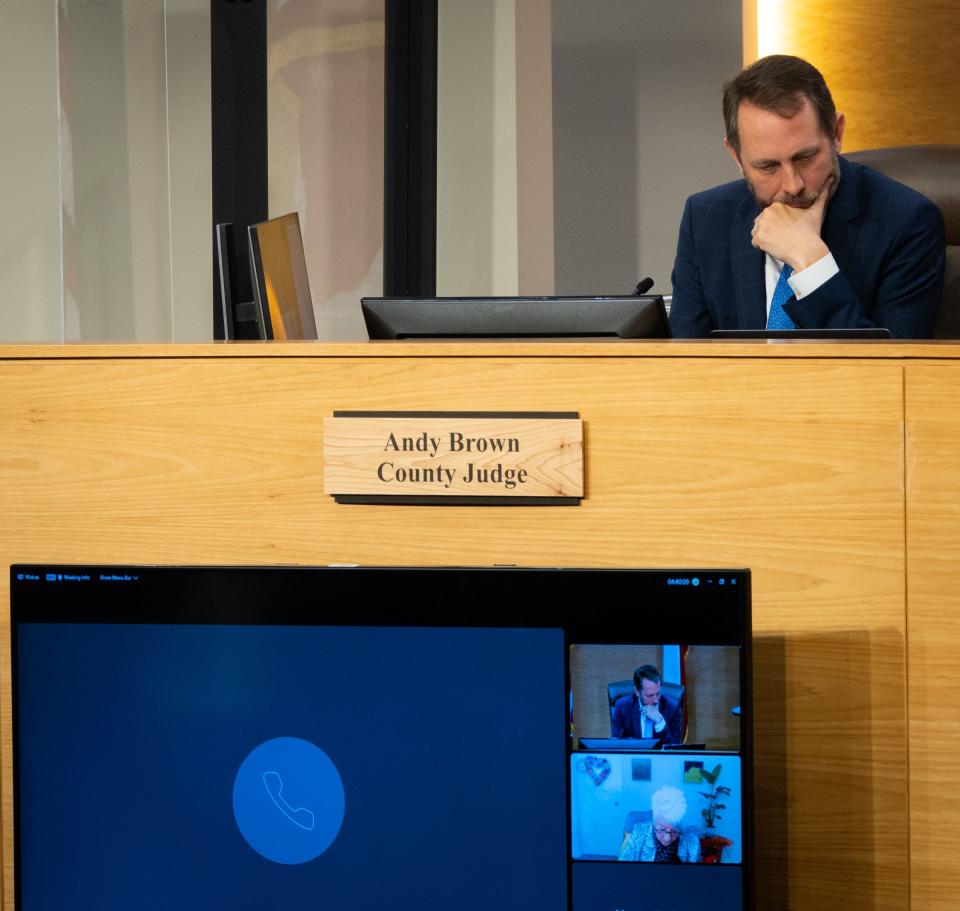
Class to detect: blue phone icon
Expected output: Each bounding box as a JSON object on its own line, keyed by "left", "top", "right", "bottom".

{"left": 263, "top": 770, "right": 316, "bottom": 830}
{"left": 233, "top": 737, "right": 345, "bottom": 864}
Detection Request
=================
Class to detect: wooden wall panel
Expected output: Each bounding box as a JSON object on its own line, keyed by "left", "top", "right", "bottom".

{"left": 748, "top": 0, "right": 960, "bottom": 150}
{"left": 906, "top": 366, "right": 960, "bottom": 911}
{"left": 0, "top": 346, "right": 919, "bottom": 909}
{"left": 569, "top": 645, "right": 663, "bottom": 741}
{"left": 686, "top": 645, "right": 741, "bottom": 751}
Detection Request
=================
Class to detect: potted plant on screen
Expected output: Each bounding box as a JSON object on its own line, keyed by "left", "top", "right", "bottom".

{"left": 699, "top": 763, "right": 733, "bottom": 863}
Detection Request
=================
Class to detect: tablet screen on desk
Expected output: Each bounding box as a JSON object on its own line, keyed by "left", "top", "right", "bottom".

{"left": 710, "top": 328, "right": 891, "bottom": 339}
{"left": 11, "top": 566, "right": 752, "bottom": 911}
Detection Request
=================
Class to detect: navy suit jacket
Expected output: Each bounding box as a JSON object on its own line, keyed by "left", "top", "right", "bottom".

{"left": 669, "top": 156, "right": 945, "bottom": 338}
{"left": 611, "top": 692, "right": 682, "bottom": 746}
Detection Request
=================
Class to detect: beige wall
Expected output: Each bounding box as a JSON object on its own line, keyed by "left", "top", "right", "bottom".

{"left": 0, "top": 1, "right": 211, "bottom": 343}
{"left": 167, "top": 0, "right": 214, "bottom": 342}
{"left": 267, "top": 0, "right": 384, "bottom": 340}
{"left": 436, "top": 0, "right": 555, "bottom": 298}
{"left": 552, "top": 0, "right": 743, "bottom": 297}
{"left": 0, "top": 2, "right": 62, "bottom": 342}
{"left": 437, "top": 0, "right": 519, "bottom": 296}
{"left": 515, "top": 0, "right": 556, "bottom": 295}
{"left": 60, "top": 0, "right": 171, "bottom": 340}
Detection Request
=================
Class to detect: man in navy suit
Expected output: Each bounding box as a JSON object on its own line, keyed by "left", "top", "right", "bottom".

{"left": 611, "top": 664, "right": 682, "bottom": 746}
{"left": 669, "top": 55, "right": 944, "bottom": 338}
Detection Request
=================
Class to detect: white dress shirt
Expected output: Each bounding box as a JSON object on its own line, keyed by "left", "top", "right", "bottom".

{"left": 764, "top": 251, "right": 840, "bottom": 321}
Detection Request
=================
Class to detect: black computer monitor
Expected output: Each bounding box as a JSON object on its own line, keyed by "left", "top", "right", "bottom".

{"left": 215, "top": 222, "right": 237, "bottom": 340}
{"left": 215, "top": 223, "right": 260, "bottom": 341}
{"left": 361, "top": 295, "right": 671, "bottom": 339}
{"left": 11, "top": 565, "right": 751, "bottom": 911}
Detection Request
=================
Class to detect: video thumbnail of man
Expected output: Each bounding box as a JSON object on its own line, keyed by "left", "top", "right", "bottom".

{"left": 568, "top": 644, "right": 741, "bottom": 752}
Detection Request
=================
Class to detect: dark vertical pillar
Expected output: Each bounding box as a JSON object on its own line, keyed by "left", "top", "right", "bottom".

{"left": 211, "top": 0, "right": 268, "bottom": 339}
{"left": 384, "top": 0, "right": 438, "bottom": 297}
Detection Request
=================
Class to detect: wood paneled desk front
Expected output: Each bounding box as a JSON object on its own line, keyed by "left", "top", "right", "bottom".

{"left": 1, "top": 340, "right": 958, "bottom": 910}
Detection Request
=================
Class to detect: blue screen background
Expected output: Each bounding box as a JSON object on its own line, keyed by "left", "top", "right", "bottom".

{"left": 17, "top": 624, "right": 567, "bottom": 911}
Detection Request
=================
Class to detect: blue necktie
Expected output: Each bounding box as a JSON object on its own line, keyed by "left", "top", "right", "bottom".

{"left": 767, "top": 263, "right": 796, "bottom": 330}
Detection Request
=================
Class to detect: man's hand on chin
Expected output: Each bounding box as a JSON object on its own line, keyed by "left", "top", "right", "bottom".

{"left": 751, "top": 177, "right": 834, "bottom": 271}
{"left": 643, "top": 704, "right": 664, "bottom": 726}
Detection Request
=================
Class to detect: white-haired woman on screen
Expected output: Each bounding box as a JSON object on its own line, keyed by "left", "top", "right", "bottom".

{"left": 618, "top": 785, "right": 701, "bottom": 863}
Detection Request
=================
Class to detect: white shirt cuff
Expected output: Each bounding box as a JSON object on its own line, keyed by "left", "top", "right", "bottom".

{"left": 787, "top": 252, "right": 839, "bottom": 300}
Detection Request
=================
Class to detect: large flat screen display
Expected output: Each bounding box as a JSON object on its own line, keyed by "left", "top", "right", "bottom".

{"left": 10, "top": 566, "right": 752, "bottom": 911}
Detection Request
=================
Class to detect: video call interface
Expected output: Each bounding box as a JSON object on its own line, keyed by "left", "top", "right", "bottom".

{"left": 11, "top": 567, "right": 750, "bottom": 911}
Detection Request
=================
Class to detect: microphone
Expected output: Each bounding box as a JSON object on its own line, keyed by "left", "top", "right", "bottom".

{"left": 633, "top": 277, "right": 654, "bottom": 295}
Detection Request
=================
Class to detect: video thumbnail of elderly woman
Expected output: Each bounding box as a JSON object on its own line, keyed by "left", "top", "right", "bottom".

{"left": 618, "top": 785, "right": 701, "bottom": 863}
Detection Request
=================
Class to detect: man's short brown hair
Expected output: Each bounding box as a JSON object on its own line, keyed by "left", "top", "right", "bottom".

{"left": 723, "top": 55, "right": 837, "bottom": 156}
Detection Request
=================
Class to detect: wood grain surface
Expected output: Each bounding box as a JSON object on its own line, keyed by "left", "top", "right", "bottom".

{"left": 906, "top": 366, "right": 960, "bottom": 910}
{"left": 685, "top": 645, "right": 741, "bottom": 751}
{"left": 323, "top": 415, "right": 583, "bottom": 497}
{"left": 2, "top": 339, "right": 960, "bottom": 360}
{"left": 753, "top": 0, "right": 960, "bottom": 150}
{"left": 1, "top": 343, "right": 957, "bottom": 909}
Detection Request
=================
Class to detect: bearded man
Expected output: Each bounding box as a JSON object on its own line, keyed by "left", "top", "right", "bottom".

{"left": 669, "top": 55, "right": 944, "bottom": 338}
